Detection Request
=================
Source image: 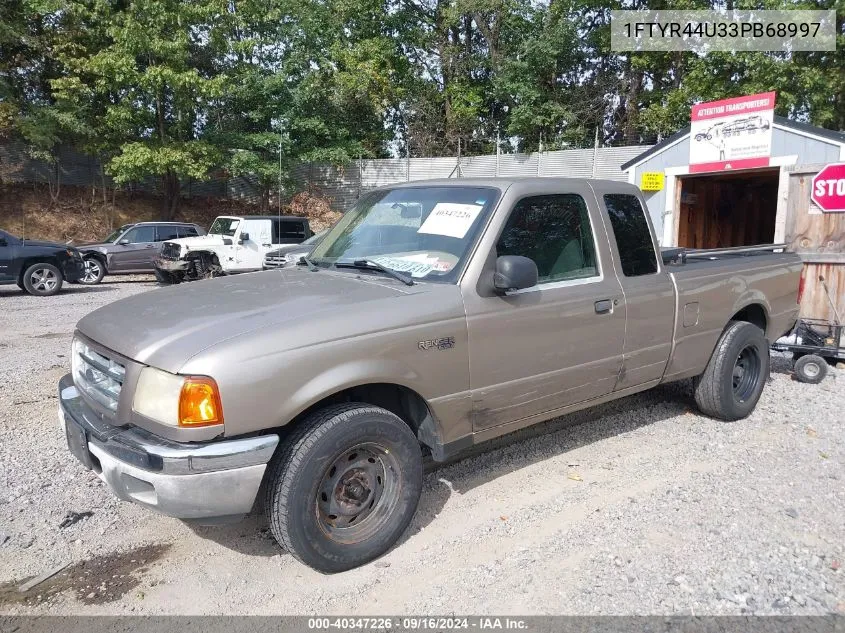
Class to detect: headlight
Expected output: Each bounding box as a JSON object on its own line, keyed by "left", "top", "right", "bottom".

{"left": 133, "top": 367, "right": 223, "bottom": 427}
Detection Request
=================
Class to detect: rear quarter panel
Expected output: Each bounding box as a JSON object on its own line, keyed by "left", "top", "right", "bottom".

{"left": 663, "top": 253, "right": 802, "bottom": 381}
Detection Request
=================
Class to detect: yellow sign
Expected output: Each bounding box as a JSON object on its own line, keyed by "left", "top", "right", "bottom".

{"left": 641, "top": 172, "right": 664, "bottom": 191}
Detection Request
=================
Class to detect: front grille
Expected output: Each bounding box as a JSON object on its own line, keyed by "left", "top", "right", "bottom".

{"left": 263, "top": 254, "right": 288, "bottom": 268}
{"left": 72, "top": 338, "right": 125, "bottom": 413}
{"left": 160, "top": 242, "right": 181, "bottom": 260}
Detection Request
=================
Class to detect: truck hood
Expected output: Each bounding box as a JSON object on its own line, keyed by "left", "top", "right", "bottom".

{"left": 76, "top": 269, "right": 427, "bottom": 373}
{"left": 21, "top": 239, "right": 72, "bottom": 249}
{"left": 166, "top": 235, "right": 227, "bottom": 249}
{"left": 77, "top": 241, "right": 112, "bottom": 251}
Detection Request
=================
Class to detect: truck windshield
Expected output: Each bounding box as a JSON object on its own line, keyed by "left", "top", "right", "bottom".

{"left": 309, "top": 186, "right": 499, "bottom": 283}
{"left": 208, "top": 217, "right": 241, "bottom": 236}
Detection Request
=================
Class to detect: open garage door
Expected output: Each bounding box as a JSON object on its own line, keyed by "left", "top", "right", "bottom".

{"left": 676, "top": 168, "right": 780, "bottom": 249}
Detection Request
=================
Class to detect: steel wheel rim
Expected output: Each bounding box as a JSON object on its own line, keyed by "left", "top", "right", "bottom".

{"left": 83, "top": 260, "right": 101, "bottom": 282}
{"left": 30, "top": 268, "right": 58, "bottom": 292}
{"left": 315, "top": 442, "right": 402, "bottom": 545}
{"left": 803, "top": 362, "right": 820, "bottom": 378}
{"left": 732, "top": 345, "right": 761, "bottom": 403}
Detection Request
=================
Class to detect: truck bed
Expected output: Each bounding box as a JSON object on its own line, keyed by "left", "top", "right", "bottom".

{"left": 659, "top": 245, "right": 803, "bottom": 382}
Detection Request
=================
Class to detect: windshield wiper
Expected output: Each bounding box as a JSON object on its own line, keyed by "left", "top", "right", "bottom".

{"left": 335, "top": 259, "right": 414, "bottom": 286}
{"left": 295, "top": 255, "right": 320, "bottom": 272}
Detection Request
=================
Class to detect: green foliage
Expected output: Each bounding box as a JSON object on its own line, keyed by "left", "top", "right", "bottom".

{"left": 0, "top": 0, "right": 842, "bottom": 206}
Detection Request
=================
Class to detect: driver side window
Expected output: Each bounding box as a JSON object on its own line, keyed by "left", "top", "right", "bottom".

{"left": 122, "top": 226, "right": 156, "bottom": 243}
{"left": 496, "top": 194, "right": 599, "bottom": 284}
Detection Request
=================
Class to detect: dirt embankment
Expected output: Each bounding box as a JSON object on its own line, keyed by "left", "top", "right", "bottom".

{"left": 0, "top": 183, "right": 342, "bottom": 243}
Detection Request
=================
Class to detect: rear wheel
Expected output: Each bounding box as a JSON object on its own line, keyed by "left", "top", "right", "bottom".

{"left": 264, "top": 403, "right": 423, "bottom": 573}
{"left": 693, "top": 321, "right": 769, "bottom": 421}
{"left": 793, "top": 354, "right": 827, "bottom": 384}
{"left": 80, "top": 257, "right": 106, "bottom": 285}
{"left": 22, "top": 263, "right": 63, "bottom": 296}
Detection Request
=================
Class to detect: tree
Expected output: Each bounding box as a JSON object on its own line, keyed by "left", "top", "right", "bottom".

{"left": 52, "top": 0, "right": 227, "bottom": 218}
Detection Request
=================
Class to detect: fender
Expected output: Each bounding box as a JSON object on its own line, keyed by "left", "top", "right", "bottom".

{"left": 278, "top": 357, "right": 451, "bottom": 452}
{"left": 281, "top": 357, "right": 425, "bottom": 421}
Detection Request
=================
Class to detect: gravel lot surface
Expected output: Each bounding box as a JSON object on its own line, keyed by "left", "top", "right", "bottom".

{"left": 1, "top": 276, "right": 843, "bottom": 615}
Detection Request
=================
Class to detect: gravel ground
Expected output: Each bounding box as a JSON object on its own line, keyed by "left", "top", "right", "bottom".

{"left": 0, "top": 276, "right": 843, "bottom": 615}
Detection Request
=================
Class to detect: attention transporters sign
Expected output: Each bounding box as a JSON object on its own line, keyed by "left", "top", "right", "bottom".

{"left": 689, "top": 92, "right": 776, "bottom": 173}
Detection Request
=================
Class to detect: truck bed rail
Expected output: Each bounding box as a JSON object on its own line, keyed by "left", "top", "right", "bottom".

{"left": 662, "top": 243, "right": 787, "bottom": 264}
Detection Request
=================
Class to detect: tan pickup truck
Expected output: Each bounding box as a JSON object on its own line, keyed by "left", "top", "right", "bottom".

{"left": 59, "top": 178, "right": 802, "bottom": 573}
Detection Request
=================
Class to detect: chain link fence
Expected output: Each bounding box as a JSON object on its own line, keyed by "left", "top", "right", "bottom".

{"left": 0, "top": 136, "right": 654, "bottom": 214}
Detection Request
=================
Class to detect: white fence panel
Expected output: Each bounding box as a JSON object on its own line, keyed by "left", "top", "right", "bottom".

{"left": 594, "top": 146, "right": 651, "bottom": 180}
{"left": 541, "top": 149, "right": 594, "bottom": 178}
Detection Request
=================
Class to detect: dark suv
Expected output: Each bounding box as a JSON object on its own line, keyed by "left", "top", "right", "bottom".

{"left": 0, "top": 229, "right": 85, "bottom": 296}
{"left": 78, "top": 222, "right": 205, "bottom": 284}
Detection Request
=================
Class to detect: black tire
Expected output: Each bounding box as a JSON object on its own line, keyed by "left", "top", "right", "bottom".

{"left": 154, "top": 268, "right": 182, "bottom": 284}
{"left": 80, "top": 257, "right": 106, "bottom": 285}
{"left": 21, "top": 263, "right": 63, "bottom": 296}
{"left": 693, "top": 321, "right": 770, "bottom": 421}
{"left": 264, "top": 403, "right": 423, "bottom": 573}
{"left": 793, "top": 354, "right": 827, "bottom": 384}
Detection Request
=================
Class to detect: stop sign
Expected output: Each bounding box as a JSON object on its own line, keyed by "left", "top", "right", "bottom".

{"left": 811, "top": 163, "right": 845, "bottom": 213}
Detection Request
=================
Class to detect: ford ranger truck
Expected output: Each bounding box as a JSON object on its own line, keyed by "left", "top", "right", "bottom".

{"left": 59, "top": 178, "right": 802, "bottom": 573}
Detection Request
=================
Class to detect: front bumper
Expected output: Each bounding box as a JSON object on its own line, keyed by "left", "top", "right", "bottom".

{"left": 62, "top": 258, "right": 86, "bottom": 283}
{"left": 154, "top": 257, "right": 188, "bottom": 271}
{"left": 58, "top": 374, "right": 279, "bottom": 521}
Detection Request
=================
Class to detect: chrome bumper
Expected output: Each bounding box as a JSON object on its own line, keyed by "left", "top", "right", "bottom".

{"left": 58, "top": 374, "right": 279, "bottom": 522}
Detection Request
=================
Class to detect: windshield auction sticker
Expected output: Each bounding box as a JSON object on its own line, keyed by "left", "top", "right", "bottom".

{"left": 418, "top": 203, "right": 483, "bottom": 239}
{"left": 372, "top": 254, "right": 437, "bottom": 278}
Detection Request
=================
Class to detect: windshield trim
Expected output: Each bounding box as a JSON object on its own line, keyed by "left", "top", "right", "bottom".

{"left": 310, "top": 185, "right": 503, "bottom": 285}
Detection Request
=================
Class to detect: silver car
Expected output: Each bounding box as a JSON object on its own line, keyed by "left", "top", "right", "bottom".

{"left": 262, "top": 230, "right": 327, "bottom": 269}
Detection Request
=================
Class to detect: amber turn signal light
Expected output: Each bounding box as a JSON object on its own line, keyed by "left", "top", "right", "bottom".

{"left": 178, "top": 377, "right": 224, "bottom": 427}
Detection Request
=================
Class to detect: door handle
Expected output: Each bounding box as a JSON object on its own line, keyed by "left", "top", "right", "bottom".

{"left": 145, "top": 244, "right": 155, "bottom": 248}
{"left": 594, "top": 299, "right": 613, "bottom": 314}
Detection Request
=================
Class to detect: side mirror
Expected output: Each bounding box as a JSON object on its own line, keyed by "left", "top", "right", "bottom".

{"left": 238, "top": 232, "right": 250, "bottom": 244}
{"left": 493, "top": 255, "right": 538, "bottom": 293}
{"left": 118, "top": 239, "right": 130, "bottom": 246}
{"left": 222, "top": 238, "right": 233, "bottom": 246}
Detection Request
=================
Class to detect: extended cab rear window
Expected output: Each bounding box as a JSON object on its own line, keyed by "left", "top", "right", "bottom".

{"left": 603, "top": 194, "right": 658, "bottom": 277}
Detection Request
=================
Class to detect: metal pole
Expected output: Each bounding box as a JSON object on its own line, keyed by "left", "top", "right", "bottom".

{"left": 537, "top": 133, "right": 542, "bottom": 177}
{"left": 457, "top": 137, "right": 462, "bottom": 178}
{"left": 591, "top": 126, "right": 599, "bottom": 178}
{"left": 278, "top": 127, "right": 283, "bottom": 216}
{"left": 495, "top": 126, "right": 500, "bottom": 177}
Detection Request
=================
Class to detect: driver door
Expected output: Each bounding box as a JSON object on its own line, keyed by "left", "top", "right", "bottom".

{"left": 109, "top": 225, "right": 156, "bottom": 272}
{"left": 463, "top": 187, "right": 626, "bottom": 431}
{"left": 233, "top": 219, "right": 270, "bottom": 271}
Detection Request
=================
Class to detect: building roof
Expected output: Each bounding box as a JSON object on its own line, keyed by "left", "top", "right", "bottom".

{"left": 620, "top": 115, "right": 845, "bottom": 171}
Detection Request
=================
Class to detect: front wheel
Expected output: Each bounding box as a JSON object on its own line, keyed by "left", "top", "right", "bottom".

{"left": 22, "top": 263, "right": 63, "bottom": 296}
{"left": 80, "top": 257, "right": 106, "bottom": 285}
{"left": 693, "top": 321, "right": 769, "bottom": 421}
{"left": 264, "top": 403, "right": 423, "bottom": 573}
{"left": 794, "top": 354, "right": 827, "bottom": 384}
